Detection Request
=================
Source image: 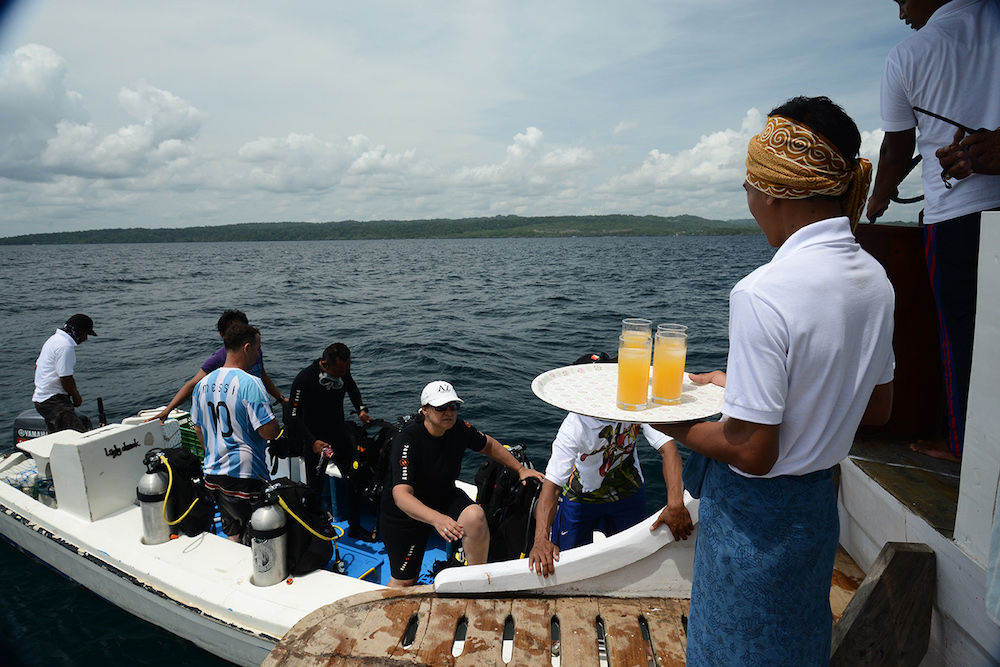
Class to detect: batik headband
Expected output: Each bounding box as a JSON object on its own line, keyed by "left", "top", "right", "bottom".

{"left": 746, "top": 115, "right": 872, "bottom": 228}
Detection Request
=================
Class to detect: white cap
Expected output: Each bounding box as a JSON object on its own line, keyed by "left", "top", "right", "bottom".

{"left": 420, "top": 380, "right": 464, "bottom": 407}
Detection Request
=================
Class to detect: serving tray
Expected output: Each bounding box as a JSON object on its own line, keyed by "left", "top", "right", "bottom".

{"left": 531, "top": 364, "right": 725, "bottom": 423}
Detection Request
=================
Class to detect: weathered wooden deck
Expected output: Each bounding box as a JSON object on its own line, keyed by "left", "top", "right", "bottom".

{"left": 264, "top": 548, "right": 863, "bottom": 666}
{"left": 266, "top": 588, "right": 688, "bottom": 666}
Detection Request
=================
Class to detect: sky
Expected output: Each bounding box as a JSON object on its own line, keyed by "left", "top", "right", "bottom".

{"left": 0, "top": 0, "right": 924, "bottom": 237}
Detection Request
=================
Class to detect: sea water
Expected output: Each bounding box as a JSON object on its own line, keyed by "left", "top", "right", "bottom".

{"left": 0, "top": 235, "right": 773, "bottom": 665}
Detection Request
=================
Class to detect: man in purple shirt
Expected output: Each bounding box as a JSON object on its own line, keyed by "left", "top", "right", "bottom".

{"left": 150, "top": 309, "right": 285, "bottom": 423}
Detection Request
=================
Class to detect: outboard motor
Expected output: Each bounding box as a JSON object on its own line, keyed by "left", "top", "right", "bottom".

{"left": 137, "top": 450, "right": 171, "bottom": 545}
{"left": 250, "top": 483, "right": 288, "bottom": 586}
{"left": 12, "top": 408, "right": 48, "bottom": 446}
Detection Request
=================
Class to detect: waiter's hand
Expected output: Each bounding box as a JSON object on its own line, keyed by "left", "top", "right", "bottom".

{"left": 687, "top": 370, "right": 727, "bottom": 387}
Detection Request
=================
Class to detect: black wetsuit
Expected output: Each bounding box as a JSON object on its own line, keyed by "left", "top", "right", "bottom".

{"left": 379, "top": 419, "right": 486, "bottom": 580}
{"left": 286, "top": 360, "right": 365, "bottom": 525}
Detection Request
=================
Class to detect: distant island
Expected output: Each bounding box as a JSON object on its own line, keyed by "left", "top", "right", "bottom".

{"left": 1, "top": 214, "right": 762, "bottom": 244}
{"left": 0, "top": 213, "right": 914, "bottom": 245}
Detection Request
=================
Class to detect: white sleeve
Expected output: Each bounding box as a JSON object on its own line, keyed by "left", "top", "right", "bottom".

{"left": 640, "top": 423, "right": 671, "bottom": 450}
{"left": 722, "top": 287, "right": 786, "bottom": 425}
{"left": 54, "top": 346, "right": 76, "bottom": 377}
{"left": 543, "top": 414, "right": 589, "bottom": 487}
{"left": 880, "top": 47, "right": 917, "bottom": 132}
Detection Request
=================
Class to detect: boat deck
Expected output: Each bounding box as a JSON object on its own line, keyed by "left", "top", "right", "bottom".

{"left": 849, "top": 439, "right": 961, "bottom": 538}
{"left": 265, "top": 548, "right": 863, "bottom": 666}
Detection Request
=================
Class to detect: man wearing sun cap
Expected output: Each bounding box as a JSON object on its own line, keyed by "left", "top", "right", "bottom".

{"left": 32, "top": 314, "right": 97, "bottom": 433}
{"left": 652, "top": 97, "right": 896, "bottom": 664}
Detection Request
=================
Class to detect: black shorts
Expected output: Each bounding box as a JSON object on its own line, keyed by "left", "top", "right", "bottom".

{"left": 380, "top": 487, "right": 475, "bottom": 581}
{"left": 204, "top": 475, "right": 266, "bottom": 543}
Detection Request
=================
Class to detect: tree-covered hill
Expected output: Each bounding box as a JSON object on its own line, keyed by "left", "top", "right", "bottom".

{"left": 0, "top": 214, "right": 763, "bottom": 244}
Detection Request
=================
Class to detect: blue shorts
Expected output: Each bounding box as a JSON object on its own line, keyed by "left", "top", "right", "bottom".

{"left": 550, "top": 488, "right": 647, "bottom": 550}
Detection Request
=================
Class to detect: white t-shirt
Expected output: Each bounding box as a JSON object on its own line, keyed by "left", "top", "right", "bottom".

{"left": 32, "top": 329, "right": 78, "bottom": 403}
{"left": 880, "top": 0, "right": 1000, "bottom": 223}
{"left": 544, "top": 412, "right": 670, "bottom": 502}
{"left": 722, "top": 217, "right": 895, "bottom": 478}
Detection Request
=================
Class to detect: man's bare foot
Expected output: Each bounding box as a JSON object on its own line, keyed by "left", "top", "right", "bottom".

{"left": 910, "top": 440, "right": 961, "bottom": 463}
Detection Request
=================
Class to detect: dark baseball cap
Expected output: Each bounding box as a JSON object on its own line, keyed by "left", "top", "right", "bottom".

{"left": 65, "top": 314, "right": 97, "bottom": 336}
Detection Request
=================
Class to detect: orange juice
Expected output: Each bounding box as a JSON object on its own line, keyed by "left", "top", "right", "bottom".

{"left": 616, "top": 336, "right": 651, "bottom": 410}
{"left": 651, "top": 333, "right": 686, "bottom": 405}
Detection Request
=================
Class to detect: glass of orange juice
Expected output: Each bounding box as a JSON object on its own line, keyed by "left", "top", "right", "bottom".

{"left": 621, "top": 317, "right": 652, "bottom": 338}
{"left": 617, "top": 332, "right": 651, "bottom": 410}
{"left": 651, "top": 328, "right": 687, "bottom": 405}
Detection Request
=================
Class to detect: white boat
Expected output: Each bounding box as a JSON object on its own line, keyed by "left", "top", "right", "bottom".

{"left": 837, "top": 211, "right": 1000, "bottom": 666}
{"left": 3, "top": 215, "right": 997, "bottom": 665}
{"left": 0, "top": 412, "right": 700, "bottom": 666}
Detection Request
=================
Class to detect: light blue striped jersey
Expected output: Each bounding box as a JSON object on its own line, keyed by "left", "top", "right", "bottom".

{"left": 192, "top": 367, "right": 275, "bottom": 480}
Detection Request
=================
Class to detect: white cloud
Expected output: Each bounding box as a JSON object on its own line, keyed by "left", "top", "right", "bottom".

{"left": 0, "top": 44, "right": 203, "bottom": 183}
{"left": 607, "top": 108, "right": 762, "bottom": 195}
{"left": 613, "top": 120, "right": 639, "bottom": 136}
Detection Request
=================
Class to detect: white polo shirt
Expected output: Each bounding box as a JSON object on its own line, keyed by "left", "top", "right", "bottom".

{"left": 880, "top": 0, "right": 1000, "bottom": 223}
{"left": 722, "top": 217, "right": 895, "bottom": 478}
{"left": 33, "top": 329, "right": 78, "bottom": 403}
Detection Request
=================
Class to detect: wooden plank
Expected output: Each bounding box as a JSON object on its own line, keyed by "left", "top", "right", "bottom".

{"left": 831, "top": 542, "right": 935, "bottom": 667}
{"left": 853, "top": 459, "right": 958, "bottom": 536}
{"left": 453, "top": 597, "right": 507, "bottom": 667}
{"left": 831, "top": 546, "right": 865, "bottom": 623}
{"left": 351, "top": 597, "right": 425, "bottom": 661}
{"left": 509, "top": 597, "right": 554, "bottom": 665}
{"left": 554, "top": 597, "right": 600, "bottom": 665}
{"left": 414, "top": 597, "right": 469, "bottom": 667}
{"left": 598, "top": 599, "right": 647, "bottom": 667}
{"left": 640, "top": 598, "right": 688, "bottom": 667}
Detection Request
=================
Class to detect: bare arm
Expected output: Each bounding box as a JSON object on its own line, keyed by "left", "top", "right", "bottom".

{"left": 59, "top": 375, "right": 82, "bottom": 407}
{"left": 481, "top": 436, "right": 546, "bottom": 484}
{"left": 649, "top": 441, "right": 693, "bottom": 540}
{"left": 867, "top": 129, "right": 916, "bottom": 221}
{"left": 148, "top": 369, "right": 208, "bottom": 423}
{"left": 257, "top": 417, "right": 280, "bottom": 441}
{"left": 261, "top": 370, "right": 286, "bottom": 404}
{"left": 654, "top": 418, "right": 779, "bottom": 477}
{"left": 860, "top": 381, "right": 894, "bottom": 426}
{"left": 527, "top": 480, "right": 562, "bottom": 576}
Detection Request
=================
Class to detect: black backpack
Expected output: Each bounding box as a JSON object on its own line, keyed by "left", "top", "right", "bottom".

{"left": 474, "top": 444, "right": 543, "bottom": 562}
{"left": 266, "top": 403, "right": 301, "bottom": 475}
{"left": 348, "top": 418, "right": 401, "bottom": 504}
{"left": 154, "top": 447, "right": 214, "bottom": 537}
{"left": 263, "top": 477, "right": 337, "bottom": 576}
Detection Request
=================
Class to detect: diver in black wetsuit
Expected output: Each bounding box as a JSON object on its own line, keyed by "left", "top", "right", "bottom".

{"left": 286, "top": 342, "right": 372, "bottom": 539}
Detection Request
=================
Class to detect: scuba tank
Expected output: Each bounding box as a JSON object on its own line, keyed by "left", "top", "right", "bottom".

{"left": 137, "top": 450, "right": 171, "bottom": 545}
{"left": 250, "top": 482, "right": 288, "bottom": 586}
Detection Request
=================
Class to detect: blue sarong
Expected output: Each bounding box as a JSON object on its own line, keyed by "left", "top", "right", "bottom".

{"left": 686, "top": 459, "right": 838, "bottom": 666}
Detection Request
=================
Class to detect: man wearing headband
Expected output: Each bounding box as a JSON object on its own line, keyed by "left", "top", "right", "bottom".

{"left": 867, "top": 0, "right": 1000, "bottom": 462}
{"left": 286, "top": 342, "right": 372, "bottom": 538}
{"left": 32, "top": 314, "right": 97, "bottom": 433}
{"left": 653, "top": 97, "right": 896, "bottom": 665}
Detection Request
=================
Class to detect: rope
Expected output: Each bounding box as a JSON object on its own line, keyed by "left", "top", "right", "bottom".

{"left": 159, "top": 454, "right": 200, "bottom": 526}
{"left": 277, "top": 496, "right": 343, "bottom": 542}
